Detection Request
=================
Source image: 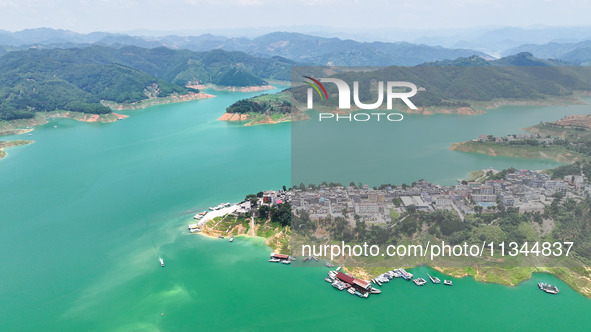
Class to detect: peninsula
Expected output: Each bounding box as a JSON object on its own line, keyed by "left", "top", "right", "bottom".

{"left": 451, "top": 115, "right": 591, "bottom": 163}
{"left": 0, "top": 140, "right": 33, "bottom": 159}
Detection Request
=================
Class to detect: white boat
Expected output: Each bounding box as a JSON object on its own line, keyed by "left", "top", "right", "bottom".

{"left": 194, "top": 211, "right": 207, "bottom": 219}
{"left": 413, "top": 278, "right": 427, "bottom": 286}
{"left": 229, "top": 236, "right": 234, "bottom": 242}
{"left": 538, "top": 282, "right": 559, "bottom": 294}
{"left": 159, "top": 257, "right": 165, "bottom": 267}
{"left": 427, "top": 273, "right": 441, "bottom": 284}
{"left": 444, "top": 280, "right": 453, "bottom": 286}
{"left": 268, "top": 258, "right": 280, "bottom": 263}
{"left": 281, "top": 260, "right": 291, "bottom": 265}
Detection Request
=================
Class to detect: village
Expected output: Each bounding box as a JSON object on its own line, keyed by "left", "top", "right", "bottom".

{"left": 290, "top": 169, "right": 590, "bottom": 223}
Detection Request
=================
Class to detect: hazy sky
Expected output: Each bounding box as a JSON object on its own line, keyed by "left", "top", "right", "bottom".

{"left": 1, "top": 0, "right": 590, "bottom": 34}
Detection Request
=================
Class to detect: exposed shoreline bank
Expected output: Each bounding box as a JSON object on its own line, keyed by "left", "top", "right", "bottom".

{"left": 0, "top": 140, "right": 34, "bottom": 159}
{"left": 102, "top": 91, "right": 215, "bottom": 111}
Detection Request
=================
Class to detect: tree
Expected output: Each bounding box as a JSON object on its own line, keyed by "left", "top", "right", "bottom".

{"left": 282, "top": 185, "right": 287, "bottom": 192}
{"left": 342, "top": 208, "right": 348, "bottom": 218}
{"left": 258, "top": 205, "right": 270, "bottom": 220}
{"left": 399, "top": 217, "right": 418, "bottom": 237}
{"left": 270, "top": 202, "right": 291, "bottom": 227}
{"left": 354, "top": 219, "right": 367, "bottom": 241}
{"left": 474, "top": 205, "right": 483, "bottom": 214}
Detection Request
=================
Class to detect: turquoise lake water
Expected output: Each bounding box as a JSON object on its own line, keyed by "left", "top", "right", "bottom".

{"left": 1, "top": 88, "right": 591, "bottom": 331}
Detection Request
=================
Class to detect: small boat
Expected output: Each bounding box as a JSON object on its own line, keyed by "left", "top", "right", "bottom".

{"left": 303, "top": 256, "right": 312, "bottom": 262}
{"left": 189, "top": 227, "right": 201, "bottom": 233}
{"left": 312, "top": 256, "right": 319, "bottom": 262}
{"left": 371, "top": 279, "right": 376, "bottom": 284}
{"left": 281, "top": 260, "right": 291, "bottom": 265}
{"left": 229, "top": 236, "right": 234, "bottom": 242}
{"left": 194, "top": 211, "right": 207, "bottom": 219}
{"left": 376, "top": 280, "right": 382, "bottom": 286}
{"left": 336, "top": 266, "right": 341, "bottom": 271}
{"left": 268, "top": 258, "right": 280, "bottom": 263}
{"left": 355, "top": 291, "right": 369, "bottom": 298}
{"left": 444, "top": 280, "right": 453, "bottom": 286}
{"left": 427, "top": 273, "right": 441, "bottom": 284}
{"left": 159, "top": 257, "right": 165, "bottom": 267}
{"left": 347, "top": 288, "right": 356, "bottom": 295}
{"left": 397, "top": 268, "right": 413, "bottom": 280}
{"left": 217, "top": 235, "right": 224, "bottom": 239}
{"left": 332, "top": 282, "right": 346, "bottom": 291}
{"left": 325, "top": 277, "right": 333, "bottom": 283}
{"left": 325, "top": 262, "right": 335, "bottom": 268}
{"left": 28, "top": 133, "right": 32, "bottom": 136}
{"left": 369, "top": 287, "right": 381, "bottom": 294}
{"left": 53, "top": 125, "right": 57, "bottom": 128}
{"left": 538, "top": 282, "right": 559, "bottom": 294}
{"left": 413, "top": 278, "right": 427, "bottom": 286}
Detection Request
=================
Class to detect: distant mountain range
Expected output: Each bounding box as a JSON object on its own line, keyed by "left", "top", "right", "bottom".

{"left": 0, "top": 28, "right": 490, "bottom": 66}
{"left": 502, "top": 40, "right": 591, "bottom": 65}
{"left": 3, "top": 28, "right": 591, "bottom": 122}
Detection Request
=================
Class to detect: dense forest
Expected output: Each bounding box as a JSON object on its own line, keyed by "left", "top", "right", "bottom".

{"left": 287, "top": 53, "right": 591, "bottom": 110}
{"left": 225, "top": 53, "right": 591, "bottom": 116}
{"left": 0, "top": 46, "right": 295, "bottom": 120}
{"left": 225, "top": 91, "right": 292, "bottom": 114}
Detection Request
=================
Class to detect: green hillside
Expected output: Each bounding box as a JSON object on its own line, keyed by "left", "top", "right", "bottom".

{"left": 0, "top": 46, "right": 296, "bottom": 120}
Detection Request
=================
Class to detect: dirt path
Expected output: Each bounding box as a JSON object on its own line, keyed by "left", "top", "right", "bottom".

{"left": 250, "top": 214, "right": 255, "bottom": 236}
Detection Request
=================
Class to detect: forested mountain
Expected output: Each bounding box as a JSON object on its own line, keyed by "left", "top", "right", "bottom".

{"left": 227, "top": 53, "right": 591, "bottom": 116}
{"left": 0, "top": 45, "right": 296, "bottom": 120}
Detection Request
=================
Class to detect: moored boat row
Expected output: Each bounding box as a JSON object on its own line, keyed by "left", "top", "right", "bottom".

{"left": 325, "top": 269, "right": 373, "bottom": 298}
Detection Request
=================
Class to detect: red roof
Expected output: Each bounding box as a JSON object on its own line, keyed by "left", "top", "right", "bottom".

{"left": 353, "top": 279, "right": 370, "bottom": 289}
{"left": 335, "top": 272, "right": 355, "bottom": 284}
{"left": 271, "top": 253, "right": 289, "bottom": 259}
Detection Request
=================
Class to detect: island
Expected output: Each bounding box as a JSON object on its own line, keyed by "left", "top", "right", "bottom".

{"left": 220, "top": 90, "right": 309, "bottom": 126}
